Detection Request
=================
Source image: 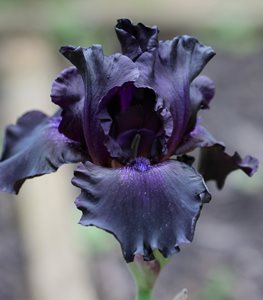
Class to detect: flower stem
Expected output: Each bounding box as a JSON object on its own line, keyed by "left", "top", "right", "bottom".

{"left": 128, "top": 252, "right": 169, "bottom": 300}
{"left": 135, "top": 287, "right": 153, "bottom": 300}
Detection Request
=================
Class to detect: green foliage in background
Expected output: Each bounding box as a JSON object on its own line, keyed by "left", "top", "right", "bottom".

{"left": 198, "top": 268, "right": 234, "bottom": 300}
{"left": 1, "top": 0, "right": 263, "bottom": 55}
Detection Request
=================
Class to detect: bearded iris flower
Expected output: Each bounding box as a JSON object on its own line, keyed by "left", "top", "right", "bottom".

{"left": 0, "top": 19, "right": 258, "bottom": 262}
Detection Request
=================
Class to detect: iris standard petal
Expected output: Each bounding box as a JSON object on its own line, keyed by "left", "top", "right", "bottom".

{"left": 115, "top": 18, "right": 159, "bottom": 60}
{"left": 0, "top": 111, "right": 87, "bottom": 194}
{"left": 190, "top": 75, "right": 215, "bottom": 109}
{"left": 97, "top": 83, "right": 168, "bottom": 161}
{"left": 198, "top": 145, "right": 259, "bottom": 189}
{"left": 135, "top": 35, "right": 215, "bottom": 158}
{"left": 51, "top": 66, "right": 85, "bottom": 144}
{"left": 72, "top": 158, "right": 211, "bottom": 262}
{"left": 186, "top": 75, "right": 215, "bottom": 133}
{"left": 60, "top": 45, "right": 139, "bottom": 166}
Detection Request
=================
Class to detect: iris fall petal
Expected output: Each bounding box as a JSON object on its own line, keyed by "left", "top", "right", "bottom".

{"left": 0, "top": 111, "right": 87, "bottom": 194}
{"left": 176, "top": 119, "right": 223, "bottom": 155}
{"left": 198, "top": 145, "right": 259, "bottom": 189}
{"left": 72, "top": 158, "right": 211, "bottom": 262}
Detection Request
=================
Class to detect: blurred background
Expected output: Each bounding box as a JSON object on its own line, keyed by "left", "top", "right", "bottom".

{"left": 0, "top": 0, "right": 263, "bottom": 299}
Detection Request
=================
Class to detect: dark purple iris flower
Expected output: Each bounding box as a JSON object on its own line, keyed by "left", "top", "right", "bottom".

{"left": 0, "top": 19, "right": 258, "bottom": 262}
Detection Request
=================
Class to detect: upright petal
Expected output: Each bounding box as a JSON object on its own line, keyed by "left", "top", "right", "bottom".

{"left": 135, "top": 35, "right": 215, "bottom": 158}
{"left": 0, "top": 111, "right": 87, "bottom": 194}
{"left": 72, "top": 158, "right": 211, "bottom": 262}
{"left": 115, "top": 18, "right": 159, "bottom": 60}
{"left": 51, "top": 66, "right": 85, "bottom": 144}
{"left": 97, "top": 83, "right": 170, "bottom": 162}
{"left": 60, "top": 45, "right": 139, "bottom": 166}
{"left": 198, "top": 145, "right": 259, "bottom": 189}
{"left": 186, "top": 75, "right": 215, "bottom": 133}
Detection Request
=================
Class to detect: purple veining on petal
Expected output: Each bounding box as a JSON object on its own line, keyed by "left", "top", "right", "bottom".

{"left": 0, "top": 18, "right": 258, "bottom": 266}
{"left": 72, "top": 158, "right": 210, "bottom": 262}
{"left": 128, "top": 157, "right": 151, "bottom": 172}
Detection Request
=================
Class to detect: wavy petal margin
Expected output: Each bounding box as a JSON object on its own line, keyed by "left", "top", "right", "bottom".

{"left": 115, "top": 18, "right": 159, "bottom": 60}
{"left": 186, "top": 75, "right": 215, "bottom": 133}
{"left": 51, "top": 66, "right": 85, "bottom": 144}
{"left": 72, "top": 158, "right": 211, "bottom": 262}
{"left": 198, "top": 145, "right": 259, "bottom": 189}
{"left": 0, "top": 111, "right": 87, "bottom": 194}
{"left": 135, "top": 35, "right": 215, "bottom": 158}
{"left": 175, "top": 120, "right": 224, "bottom": 155}
{"left": 60, "top": 45, "right": 139, "bottom": 166}
{"left": 175, "top": 121, "right": 258, "bottom": 188}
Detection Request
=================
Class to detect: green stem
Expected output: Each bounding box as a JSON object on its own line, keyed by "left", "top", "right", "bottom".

{"left": 136, "top": 287, "right": 153, "bottom": 300}
{"left": 129, "top": 252, "right": 169, "bottom": 300}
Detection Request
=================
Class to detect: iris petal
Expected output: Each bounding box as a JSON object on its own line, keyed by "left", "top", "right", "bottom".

{"left": 51, "top": 66, "right": 85, "bottom": 144}
{"left": 97, "top": 83, "right": 167, "bottom": 161}
{"left": 0, "top": 111, "right": 87, "bottom": 194}
{"left": 60, "top": 45, "right": 139, "bottom": 166}
{"left": 135, "top": 35, "right": 215, "bottom": 158}
{"left": 198, "top": 145, "right": 259, "bottom": 189}
{"left": 72, "top": 158, "right": 211, "bottom": 262}
{"left": 186, "top": 75, "right": 215, "bottom": 133}
{"left": 190, "top": 75, "right": 215, "bottom": 109}
{"left": 175, "top": 120, "right": 258, "bottom": 188}
{"left": 115, "top": 18, "right": 159, "bottom": 60}
{"left": 175, "top": 120, "right": 224, "bottom": 155}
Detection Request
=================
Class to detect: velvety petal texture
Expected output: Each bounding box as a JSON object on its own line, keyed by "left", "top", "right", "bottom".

{"left": 134, "top": 35, "right": 215, "bottom": 158}
{"left": 0, "top": 111, "right": 87, "bottom": 194}
{"left": 97, "top": 82, "right": 171, "bottom": 161}
{"left": 51, "top": 66, "right": 85, "bottom": 144}
{"left": 198, "top": 145, "right": 259, "bottom": 189}
{"left": 0, "top": 18, "right": 258, "bottom": 264}
{"left": 115, "top": 18, "right": 159, "bottom": 60}
{"left": 175, "top": 119, "right": 224, "bottom": 155}
{"left": 186, "top": 75, "right": 215, "bottom": 133}
{"left": 60, "top": 45, "right": 139, "bottom": 166}
{"left": 175, "top": 119, "right": 258, "bottom": 188}
{"left": 72, "top": 158, "right": 211, "bottom": 262}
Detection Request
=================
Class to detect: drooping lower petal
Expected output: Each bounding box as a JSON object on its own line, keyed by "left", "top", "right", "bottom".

{"left": 198, "top": 145, "right": 259, "bottom": 189}
{"left": 51, "top": 66, "right": 85, "bottom": 144}
{"left": 175, "top": 120, "right": 224, "bottom": 155}
{"left": 72, "top": 158, "right": 211, "bottom": 262}
{"left": 0, "top": 110, "right": 87, "bottom": 194}
{"left": 174, "top": 120, "right": 258, "bottom": 188}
